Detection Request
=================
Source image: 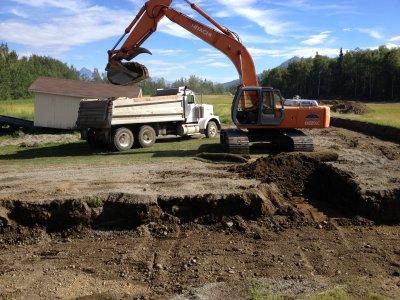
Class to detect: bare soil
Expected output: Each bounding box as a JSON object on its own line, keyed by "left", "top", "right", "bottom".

{"left": 0, "top": 126, "right": 399, "bottom": 299}
{"left": 321, "top": 100, "right": 372, "bottom": 115}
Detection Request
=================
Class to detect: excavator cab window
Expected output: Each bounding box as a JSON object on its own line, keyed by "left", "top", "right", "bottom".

{"left": 235, "top": 89, "right": 259, "bottom": 124}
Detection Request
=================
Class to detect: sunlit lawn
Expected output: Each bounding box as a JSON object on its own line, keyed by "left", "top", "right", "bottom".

{"left": 332, "top": 103, "right": 400, "bottom": 129}
{"left": 0, "top": 98, "right": 34, "bottom": 120}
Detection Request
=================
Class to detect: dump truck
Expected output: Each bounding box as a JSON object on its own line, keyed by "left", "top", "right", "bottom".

{"left": 76, "top": 86, "right": 221, "bottom": 151}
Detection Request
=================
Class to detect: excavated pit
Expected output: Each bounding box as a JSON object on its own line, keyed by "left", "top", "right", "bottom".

{"left": 236, "top": 153, "right": 400, "bottom": 224}
{"left": 0, "top": 154, "right": 399, "bottom": 234}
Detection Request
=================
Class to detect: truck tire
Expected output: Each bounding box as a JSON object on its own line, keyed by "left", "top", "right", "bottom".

{"left": 205, "top": 121, "right": 218, "bottom": 138}
{"left": 112, "top": 127, "right": 134, "bottom": 151}
{"left": 137, "top": 125, "right": 156, "bottom": 148}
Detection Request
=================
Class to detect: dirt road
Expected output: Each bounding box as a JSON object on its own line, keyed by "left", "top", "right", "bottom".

{"left": 0, "top": 126, "right": 399, "bottom": 299}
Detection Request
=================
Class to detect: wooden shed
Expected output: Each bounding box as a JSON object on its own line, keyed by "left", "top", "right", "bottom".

{"left": 29, "top": 77, "right": 142, "bottom": 129}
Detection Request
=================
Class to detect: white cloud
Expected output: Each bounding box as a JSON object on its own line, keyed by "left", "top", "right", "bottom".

{"left": 158, "top": 19, "right": 197, "bottom": 40}
{"left": 272, "top": 0, "right": 353, "bottom": 11}
{"left": 385, "top": 43, "right": 400, "bottom": 49}
{"left": 137, "top": 58, "right": 187, "bottom": 78}
{"left": 215, "top": 0, "right": 293, "bottom": 35}
{"left": 389, "top": 36, "right": 400, "bottom": 43}
{"left": 10, "top": 0, "right": 89, "bottom": 12}
{"left": 151, "top": 49, "right": 185, "bottom": 56}
{"left": 248, "top": 46, "right": 341, "bottom": 59}
{"left": 301, "top": 31, "right": 331, "bottom": 45}
{"left": 358, "top": 28, "right": 383, "bottom": 39}
{"left": 0, "top": 4, "right": 133, "bottom": 57}
{"left": 10, "top": 8, "right": 29, "bottom": 18}
{"left": 207, "top": 62, "right": 231, "bottom": 67}
{"left": 198, "top": 48, "right": 224, "bottom": 59}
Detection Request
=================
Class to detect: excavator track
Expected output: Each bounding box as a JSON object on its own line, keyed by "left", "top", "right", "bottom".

{"left": 283, "top": 129, "right": 314, "bottom": 152}
{"left": 221, "top": 128, "right": 314, "bottom": 154}
{"left": 220, "top": 129, "right": 250, "bottom": 154}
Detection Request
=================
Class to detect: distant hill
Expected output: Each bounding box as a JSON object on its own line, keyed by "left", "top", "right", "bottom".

{"left": 278, "top": 56, "right": 300, "bottom": 68}
{"left": 222, "top": 78, "right": 241, "bottom": 88}
{"left": 222, "top": 56, "right": 301, "bottom": 87}
{"left": 79, "top": 67, "right": 93, "bottom": 80}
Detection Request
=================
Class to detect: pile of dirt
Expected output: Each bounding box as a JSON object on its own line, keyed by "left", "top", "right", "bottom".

{"left": 237, "top": 153, "right": 319, "bottom": 197}
{"left": 234, "top": 153, "right": 400, "bottom": 224}
{"left": 325, "top": 100, "right": 372, "bottom": 115}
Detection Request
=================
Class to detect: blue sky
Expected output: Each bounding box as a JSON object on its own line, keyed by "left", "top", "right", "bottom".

{"left": 1, "top": 0, "right": 400, "bottom": 83}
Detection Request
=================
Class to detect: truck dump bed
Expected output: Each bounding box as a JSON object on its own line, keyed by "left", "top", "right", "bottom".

{"left": 76, "top": 95, "right": 185, "bottom": 129}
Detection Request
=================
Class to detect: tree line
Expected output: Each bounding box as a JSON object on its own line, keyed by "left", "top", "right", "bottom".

{"left": 136, "top": 75, "right": 225, "bottom": 96}
{"left": 0, "top": 43, "right": 79, "bottom": 100}
{"left": 0, "top": 42, "right": 225, "bottom": 99}
{"left": 2, "top": 41, "right": 400, "bottom": 100}
{"left": 261, "top": 46, "right": 400, "bottom": 100}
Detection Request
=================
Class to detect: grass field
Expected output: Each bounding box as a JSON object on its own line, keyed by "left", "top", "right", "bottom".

{"left": 0, "top": 136, "right": 222, "bottom": 168}
{"left": 331, "top": 103, "right": 400, "bottom": 129}
{"left": 202, "top": 94, "right": 233, "bottom": 124}
{"left": 1, "top": 96, "right": 399, "bottom": 129}
{"left": 0, "top": 98, "right": 34, "bottom": 120}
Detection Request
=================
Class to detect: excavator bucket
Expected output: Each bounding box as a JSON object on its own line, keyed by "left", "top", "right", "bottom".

{"left": 106, "top": 61, "right": 149, "bottom": 85}
{"left": 106, "top": 47, "right": 151, "bottom": 85}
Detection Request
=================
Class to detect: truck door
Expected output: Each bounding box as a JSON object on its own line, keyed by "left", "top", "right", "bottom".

{"left": 184, "top": 94, "right": 197, "bottom": 123}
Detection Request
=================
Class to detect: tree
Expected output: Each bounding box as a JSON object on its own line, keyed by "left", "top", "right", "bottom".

{"left": 386, "top": 48, "right": 400, "bottom": 99}
{"left": 0, "top": 42, "right": 79, "bottom": 100}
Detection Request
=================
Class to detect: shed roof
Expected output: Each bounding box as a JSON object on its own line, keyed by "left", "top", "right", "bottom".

{"left": 29, "top": 77, "right": 141, "bottom": 99}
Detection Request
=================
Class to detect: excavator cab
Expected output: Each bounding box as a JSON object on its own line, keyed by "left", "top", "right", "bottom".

{"left": 232, "top": 86, "right": 285, "bottom": 127}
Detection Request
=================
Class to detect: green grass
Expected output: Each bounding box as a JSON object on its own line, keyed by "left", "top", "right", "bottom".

{"left": 0, "top": 98, "right": 34, "bottom": 120}
{"left": 302, "top": 287, "right": 351, "bottom": 300}
{"left": 250, "top": 284, "right": 283, "bottom": 300}
{"left": 332, "top": 103, "right": 400, "bottom": 129}
{"left": 202, "top": 94, "right": 233, "bottom": 124}
{"left": 250, "top": 284, "right": 389, "bottom": 300}
{"left": 0, "top": 136, "right": 222, "bottom": 168}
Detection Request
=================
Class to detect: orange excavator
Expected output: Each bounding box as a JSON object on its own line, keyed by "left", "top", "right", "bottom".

{"left": 106, "top": 0, "right": 330, "bottom": 153}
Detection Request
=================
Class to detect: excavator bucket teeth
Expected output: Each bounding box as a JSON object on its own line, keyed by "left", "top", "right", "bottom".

{"left": 106, "top": 61, "right": 149, "bottom": 85}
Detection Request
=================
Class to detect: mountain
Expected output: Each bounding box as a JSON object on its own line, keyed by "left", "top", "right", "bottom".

{"left": 222, "top": 56, "right": 301, "bottom": 87}
{"left": 79, "top": 67, "right": 93, "bottom": 80}
{"left": 278, "top": 56, "right": 301, "bottom": 68}
{"left": 222, "top": 78, "right": 241, "bottom": 88}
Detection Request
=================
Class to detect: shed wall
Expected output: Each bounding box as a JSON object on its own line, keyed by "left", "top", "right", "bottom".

{"left": 34, "top": 93, "right": 81, "bottom": 129}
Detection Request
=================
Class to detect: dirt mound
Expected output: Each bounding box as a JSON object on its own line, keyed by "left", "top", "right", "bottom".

{"left": 234, "top": 153, "right": 400, "bottom": 224}
{"left": 239, "top": 154, "right": 319, "bottom": 197}
{"left": 327, "top": 100, "right": 372, "bottom": 115}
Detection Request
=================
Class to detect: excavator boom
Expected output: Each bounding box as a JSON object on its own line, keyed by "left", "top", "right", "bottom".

{"left": 106, "top": 0, "right": 258, "bottom": 87}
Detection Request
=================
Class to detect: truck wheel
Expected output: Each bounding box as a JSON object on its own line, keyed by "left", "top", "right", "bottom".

{"left": 205, "top": 121, "right": 218, "bottom": 138}
{"left": 137, "top": 125, "right": 156, "bottom": 148}
{"left": 112, "top": 127, "right": 134, "bottom": 151}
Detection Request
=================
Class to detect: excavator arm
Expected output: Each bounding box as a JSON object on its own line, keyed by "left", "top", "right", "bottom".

{"left": 106, "top": 0, "right": 258, "bottom": 87}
